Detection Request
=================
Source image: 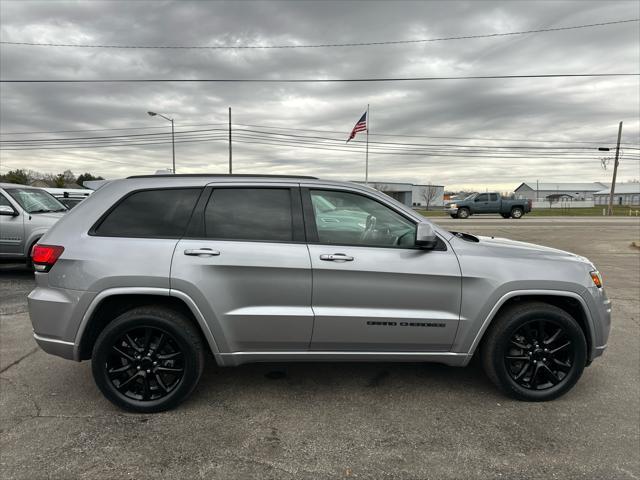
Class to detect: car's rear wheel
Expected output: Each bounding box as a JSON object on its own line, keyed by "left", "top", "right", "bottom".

{"left": 511, "top": 207, "right": 524, "bottom": 219}
{"left": 457, "top": 208, "right": 470, "bottom": 219}
{"left": 481, "top": 302, "right": 587, "bottom": 401}
{"left": 92, "top": 306, "right": 205, "bottom": 413}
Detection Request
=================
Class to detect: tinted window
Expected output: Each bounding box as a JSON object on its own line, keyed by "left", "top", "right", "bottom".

{"left": 476, "top": 194, "right": 488, "bottom": 202}
{"left": 489, "top": 193, "right": 499, "bottom": 201}
{"left": 0, "top": 194, "right": 12, "bottom": 208}
{"left": 204, "top": 188, "right": 293, "bottom": 242}
{"left": 95, "top": 188, "right": 200, "bottom": 237}
{"left": 310, "top": 190, "right": 415, "bottom": 247}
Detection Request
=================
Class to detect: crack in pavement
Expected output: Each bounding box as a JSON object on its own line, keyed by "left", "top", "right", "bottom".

{"left": 0, "top": 347, "right": 39, "bottom": 374}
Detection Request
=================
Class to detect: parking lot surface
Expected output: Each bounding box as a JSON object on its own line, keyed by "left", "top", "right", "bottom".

{"left": 1, "top": 217, "right": 639, "bottom": 479}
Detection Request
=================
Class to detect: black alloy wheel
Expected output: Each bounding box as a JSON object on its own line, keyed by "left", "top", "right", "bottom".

{"left": 92, "top": 306, "right": 205, "bottom": 412}
{"left": 504, "top": 320, "right": 574, "bottom": 391}
{"left": 482, "top": 302, "right": 587, "bottom": 401}
{"left": 106, "top": 326, "right": 185, "bottom": 401}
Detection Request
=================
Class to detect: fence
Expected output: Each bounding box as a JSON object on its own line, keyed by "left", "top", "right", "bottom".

{"left": 531, "top": 200, "right": 595, "bottom": 209}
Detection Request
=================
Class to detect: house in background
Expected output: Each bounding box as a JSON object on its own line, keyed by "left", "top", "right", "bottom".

{"left": 514, "top": 182, "right": 607, "bottom": 202}
{"left": 593, "top": 183, "right": 640, "bottom": 206}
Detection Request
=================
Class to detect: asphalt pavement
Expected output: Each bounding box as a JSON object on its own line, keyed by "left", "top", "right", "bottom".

{"left": 1, "top": 216, "right": 639, "bottom": 479}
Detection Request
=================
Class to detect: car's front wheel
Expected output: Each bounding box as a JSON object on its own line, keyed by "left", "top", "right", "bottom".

{"left": 481, "top": 302, "right": 587, "bottom": 401}
{"left": 457, "top": 208, "right": 470, "bottom": 219}
{"left": 92, "top": 306, "right": 205, "bottom": 413}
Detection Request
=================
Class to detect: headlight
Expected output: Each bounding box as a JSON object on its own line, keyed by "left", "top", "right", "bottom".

{"left": 590, "top": 270, "right": 603, "bottom": 288}
{"left": 449, "top": 204, "right": 457, "bottom": 209}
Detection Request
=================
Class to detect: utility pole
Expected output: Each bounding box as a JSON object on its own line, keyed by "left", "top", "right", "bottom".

{"left": 171, "top": 118, "right": 175, "bottom": 174}
{"left": 228, "top": 107, "right": 232, "bottom": 174}
{"left": 365, "top": 104, "right": 369, "bottom": 185}
{"left": 607, "top": 121, "right": 623, "bottom": 216}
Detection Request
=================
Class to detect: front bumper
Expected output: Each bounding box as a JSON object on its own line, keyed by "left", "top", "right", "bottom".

{"left": 447, "top": 208, "right": 459, "bottom": 215}
{"left": 583, "top": 286, "right": 611, "bottom": 362}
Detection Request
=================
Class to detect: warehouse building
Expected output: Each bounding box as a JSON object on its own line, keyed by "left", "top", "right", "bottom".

{"left": 593, "top": 183, "right": 640, "bottom": 206}
{"left": 354, "top": 181, "right": 445, "bottom": 209}
{"left": 514, "top": 182, "right": 607, "bottom": 202}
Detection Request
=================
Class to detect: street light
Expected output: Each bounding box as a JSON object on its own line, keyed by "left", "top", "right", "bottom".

{"left": 147, "top": 111, "right": 175, "bottom": 174}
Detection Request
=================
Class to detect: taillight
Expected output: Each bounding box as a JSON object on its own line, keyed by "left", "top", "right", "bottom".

{"left": 31, "top": 244, "right": 64, "bottom": 272}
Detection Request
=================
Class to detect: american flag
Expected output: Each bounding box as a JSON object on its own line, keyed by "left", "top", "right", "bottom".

{"left": 346, "top": 111, "right": 367, "bottom": 143}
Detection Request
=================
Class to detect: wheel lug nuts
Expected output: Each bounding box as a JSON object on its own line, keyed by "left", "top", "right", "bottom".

{"left": 146, "top": 369, "right": 151, "bottom": 373}
{"left": 153, "top": 361, "right": 157, "bottom": 365}
{"left": 136, "top": 366, "right": 141, "bottom": 370}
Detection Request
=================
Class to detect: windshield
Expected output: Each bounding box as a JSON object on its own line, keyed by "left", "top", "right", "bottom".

{"left": 464, "top": 193, "right": 477, "bottom": 200}
{"left": 5, "top": 188, "right": 67, "bottom": 213}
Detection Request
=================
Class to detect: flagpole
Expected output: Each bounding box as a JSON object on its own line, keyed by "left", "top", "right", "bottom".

{"left": 365, "top": 104, "right": 369, "bottom": 185}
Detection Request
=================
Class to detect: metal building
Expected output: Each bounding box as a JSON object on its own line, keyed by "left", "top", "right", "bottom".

{"left": 514, "top": 182, "right": 607, "bottom": 202}
{"left": 354, "top": 181, "right": 445, "bottom": 209}
{"left": 593, "top": 183, "right": 640, "bottom": 206}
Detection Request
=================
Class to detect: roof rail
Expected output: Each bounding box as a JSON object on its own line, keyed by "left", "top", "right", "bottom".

{"left": 126, "top": 173, "right": 318, "bottom": 179}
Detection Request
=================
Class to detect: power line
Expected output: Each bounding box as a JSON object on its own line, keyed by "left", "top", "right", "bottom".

{"left": 2, "top": 74, "right": 638, "bottom": 83}
{"left": 0, "top": 127, "right": 629, "bottom": 153}
{"left": 2, "top": 19, "right": 637, "bottom": 50}
{"left": 2, "top": 121, "right": 635, "bottom": 147}
{"left": 233, "top": 123, "right": 633, "bottom": 146}
{"left": 0, "top": 123, "right": 227, "bottom": 136}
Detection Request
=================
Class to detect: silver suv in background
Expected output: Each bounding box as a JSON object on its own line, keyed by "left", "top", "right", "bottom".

{"left": 0, "top": 183, "right": 67, "bottom": 265}
{"left": 27, "top": 175, "right": 611, "bottom": 412}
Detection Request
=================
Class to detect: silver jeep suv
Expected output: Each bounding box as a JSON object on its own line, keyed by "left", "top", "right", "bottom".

{"left": 28, "top": 174, "right": 611, "bottom": 412}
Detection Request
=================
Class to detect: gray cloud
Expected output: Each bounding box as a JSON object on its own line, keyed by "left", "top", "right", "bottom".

{"left": 0, "top": 0, "right": 638, "bottom": 190}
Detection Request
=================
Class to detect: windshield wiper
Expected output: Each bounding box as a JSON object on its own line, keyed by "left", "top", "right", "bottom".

{"left": 29, "top": 209, "right": 54, "bottom": 213}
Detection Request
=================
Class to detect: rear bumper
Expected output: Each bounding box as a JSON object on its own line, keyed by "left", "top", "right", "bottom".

{"left": 33, "top": 333, "right": 75, "bottom": 360}
{"left": 28, "top": 284, "right": 94, "bottom": 361}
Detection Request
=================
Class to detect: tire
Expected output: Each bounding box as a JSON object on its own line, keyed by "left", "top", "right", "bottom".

{"left": 500, "top": 214, "right": 510, "bottom": 219}
{"left": 25, "top": 240, "right": 38, "bottom": 271}
{"left": 481, "top": 301, "right": 587, "bottom": 401}
{"left": 511, "top": 207, "right": 524, "bottom": 219}
{"left": 457, "top": 208, "right": 470, "bottom": 219}
{"left": 92, "top": 306, "right": 205, "bottom": 413}
{"left": 450, "top": 214, "right": 459, "bottom": 219}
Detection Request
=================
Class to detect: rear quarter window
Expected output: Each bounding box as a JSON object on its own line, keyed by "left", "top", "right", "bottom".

{"left": 93, "top": 188, "right": 201, "bottom": 238}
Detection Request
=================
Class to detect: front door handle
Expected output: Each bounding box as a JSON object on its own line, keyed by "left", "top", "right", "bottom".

{"left": 320, "top": 253, "right": 354, "bottom": 262}
{"left": 184, "top": 248, "right": 220, "bottom": 257}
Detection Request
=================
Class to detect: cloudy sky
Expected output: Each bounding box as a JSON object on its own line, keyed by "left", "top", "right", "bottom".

{"left": 0, "top": 0, "right": 638, "bottom": 190}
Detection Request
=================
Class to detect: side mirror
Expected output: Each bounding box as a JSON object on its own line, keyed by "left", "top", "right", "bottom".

{"left": 0, "top": 205, "right": 17, "bottom": 216}
{"left": 415, "top": 222, "right": 437, "bottom": 249}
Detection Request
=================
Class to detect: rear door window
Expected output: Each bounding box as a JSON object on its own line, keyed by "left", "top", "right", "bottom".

{"left": 489, "top": 193, "right": 499, "bottom": 201}
{"left": 93, "top": 188, "right": 201, "bottom": 238}
{"left": 204, "top": 188, "right": 293, "bottom": 242}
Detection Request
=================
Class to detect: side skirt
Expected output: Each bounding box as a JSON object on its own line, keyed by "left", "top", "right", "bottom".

{"left": 217, "top": 351, "right": 470, "bottom": 367}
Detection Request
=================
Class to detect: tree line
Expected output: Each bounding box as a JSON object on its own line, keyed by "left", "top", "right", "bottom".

{"left": 0, "top": 169, "right": 104, "bottom": 188}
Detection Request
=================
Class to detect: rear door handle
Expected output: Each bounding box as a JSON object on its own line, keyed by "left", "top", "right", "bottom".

{"left": 320, "top": 253, "right": 354, "bottom": 262}
{"left": 184, "top": 248, "right": 220, "bottom": 257}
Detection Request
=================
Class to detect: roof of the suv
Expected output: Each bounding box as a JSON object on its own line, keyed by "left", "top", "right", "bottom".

{"left": 127, "top": 174, "right": 318, "bottom": 180}
{"left": 0, "top": 182, "right": 42, "bottom": 189}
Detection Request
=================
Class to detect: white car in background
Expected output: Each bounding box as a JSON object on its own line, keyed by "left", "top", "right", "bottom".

{"left": 0, "top": 183, "right": 68, "bottom": 265}
{"left": 43, "top": 187, "right": 92, "bottom": 210}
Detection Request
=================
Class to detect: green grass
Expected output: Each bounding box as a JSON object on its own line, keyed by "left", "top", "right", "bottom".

{"left": 416, "top": 206, "right": 640, "bottom": 217}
